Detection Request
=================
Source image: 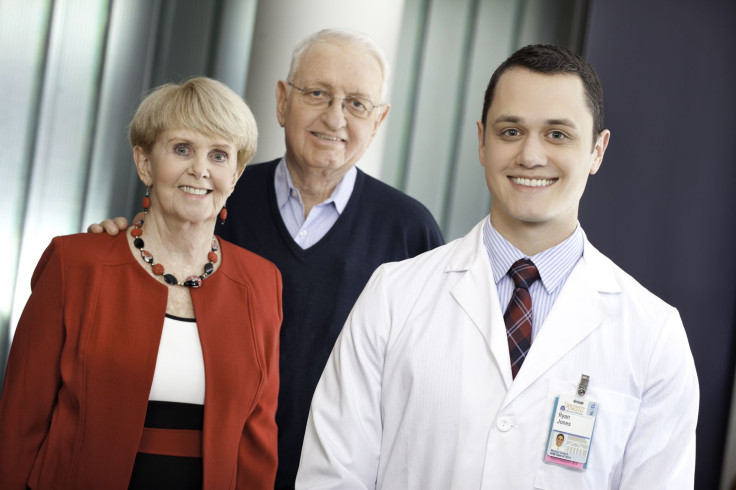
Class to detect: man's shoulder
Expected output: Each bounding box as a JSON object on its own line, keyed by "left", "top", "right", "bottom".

{"left": 242, "top": 159, "right": 279, "bottom": 179}
{"left": 583, "top": 240, "right": 676, "bottom": 314}
{"left": 228, "top": 159, "right": 279, "bottom": 207}
{"left": 355, "top": 170, "right": 440, "bottom": 225}
{"left": 374, "top": 234, "right": 466, "bottom": 285}
{"left": 244, "top": 158, "right": 280, "bottom": 171}
{"left": 359, "top": 171, "right": 425, "bottom": 207}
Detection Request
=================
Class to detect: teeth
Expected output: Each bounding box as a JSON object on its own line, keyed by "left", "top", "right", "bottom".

{"left": 180, "top": 186, "right": 209, "bottom": 195}
{"left": 511, "top": 177, "right": 554, "bottom": 187}
{"left": 315, "top": 133, "right": 342, "bottom": 142}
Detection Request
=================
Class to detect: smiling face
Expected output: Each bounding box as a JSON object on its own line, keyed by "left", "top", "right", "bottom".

{"left": 134, "top": 129, "right": 242, "bottom": 226}
{"left": 276, "top": 40, "right": 390, "bottom": 180}
{"left": 478, "top": 68, "right": 609, "bottom": 250}
{"left": 556, "top": 434, "right": 564, "bottom": 447}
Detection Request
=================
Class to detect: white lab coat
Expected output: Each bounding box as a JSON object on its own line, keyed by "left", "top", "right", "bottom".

{"left": 296, "top": 218, "right": 698, "bottom": 490}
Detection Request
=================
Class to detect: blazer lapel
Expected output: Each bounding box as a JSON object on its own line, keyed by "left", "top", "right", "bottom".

{"left": 192, "top": 270, "right": 265, "bottom": 489}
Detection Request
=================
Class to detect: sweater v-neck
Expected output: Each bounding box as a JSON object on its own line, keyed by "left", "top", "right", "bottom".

{"left": 265, "top": 162, "right": 365, "bottom": 261}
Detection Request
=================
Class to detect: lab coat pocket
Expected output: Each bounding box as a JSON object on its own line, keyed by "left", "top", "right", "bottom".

{"left": 534, "top": 380, "right": 640, "bottom": 490}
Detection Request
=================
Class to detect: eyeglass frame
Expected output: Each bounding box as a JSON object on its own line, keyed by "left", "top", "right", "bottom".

{"left": 286, "top": 82, "right": 385, "bottom": 118}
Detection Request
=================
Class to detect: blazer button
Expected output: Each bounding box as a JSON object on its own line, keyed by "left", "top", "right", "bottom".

{"left": 496, "top": 416, "right": 513, "bottom": 432}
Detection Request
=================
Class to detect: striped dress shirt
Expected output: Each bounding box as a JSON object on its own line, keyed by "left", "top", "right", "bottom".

{"left": 483, "top": 217, "right": 584, "bottom": 339}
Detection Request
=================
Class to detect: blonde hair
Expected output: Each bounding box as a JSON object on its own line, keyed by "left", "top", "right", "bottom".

{"left": 129, "top": 77, "right": 257, "bottom": 172}
{"left": 287, "top": 28, "right": 390, "bottom": 101}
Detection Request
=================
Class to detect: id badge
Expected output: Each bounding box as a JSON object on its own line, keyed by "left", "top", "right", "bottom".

{"left": 544, "top": 385, "right": 598, "bottom": 470}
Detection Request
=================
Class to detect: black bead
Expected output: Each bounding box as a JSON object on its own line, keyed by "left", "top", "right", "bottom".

{"left": 163, "top": 274, "right": 178, "bottom": 285}
{"left": 134, "top": 237, "right": 144, "bottom": 249}
{"left": 204, "top": 262, "right": 214, "bottom": 275}
{"left": 184, "top": 277, "right": 202, "bottom": 288}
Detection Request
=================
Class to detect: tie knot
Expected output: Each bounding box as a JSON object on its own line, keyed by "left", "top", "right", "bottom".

{"left": 508, "top": 258, "right": 540, "bottom": 290}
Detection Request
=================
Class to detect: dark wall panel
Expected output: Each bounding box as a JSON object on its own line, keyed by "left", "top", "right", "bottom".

{"left": 580, "top": 1, "right": 736, "bottom": 488}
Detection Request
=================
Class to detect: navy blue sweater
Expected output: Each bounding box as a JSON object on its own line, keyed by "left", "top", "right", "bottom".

{"left": 217, "top": 159, "right": 444, "bottom": 489}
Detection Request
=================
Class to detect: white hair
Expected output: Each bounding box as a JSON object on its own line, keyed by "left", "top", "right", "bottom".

{"left": 287, "top": 28, "right": 390, "bottom": 101}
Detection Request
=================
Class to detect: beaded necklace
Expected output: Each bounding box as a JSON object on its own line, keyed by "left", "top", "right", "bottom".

{"left": 131, "top": 219, "right": 219, "bottom": 288}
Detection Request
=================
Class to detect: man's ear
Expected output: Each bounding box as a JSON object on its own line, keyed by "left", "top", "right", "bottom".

{"left": 276, "top": 80, "right": 289, "bottom": 127}
{"left": 133, "top": 146, "right": 153, "bottom": 186}
{"left": 370, "top": 104, "right": 391, "bottom": 138}
{"left": 477, "top": 121, "right": 487, "bottom": 165}
{"left": 589, "top": 129, "right": 611, "bottom": 175}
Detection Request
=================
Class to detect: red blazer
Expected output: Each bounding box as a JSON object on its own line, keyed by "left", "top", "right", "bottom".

{"left": 0, "top": 232, "right": 282, "bottom": 489}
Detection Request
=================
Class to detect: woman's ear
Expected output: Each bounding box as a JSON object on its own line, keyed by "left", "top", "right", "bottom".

{"left": 133, "top": 146, "right": 153, "bottom": 186}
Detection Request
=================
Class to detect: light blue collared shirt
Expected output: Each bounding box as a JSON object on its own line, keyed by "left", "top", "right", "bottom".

{"left": 483, "top": 217, "right": 585, "bottom": 339}
{"left": 274, "top": 157, "right": 357, "bottom": 249}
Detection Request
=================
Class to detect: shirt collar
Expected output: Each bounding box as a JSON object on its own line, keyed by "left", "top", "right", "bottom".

{"left": 482, "top": 216, "right": 585, "bottom": 294}
{"left": 274, "top": 157, "right": 357, "bottom": 214}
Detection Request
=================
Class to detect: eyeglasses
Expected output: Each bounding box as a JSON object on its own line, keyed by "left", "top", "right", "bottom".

{"left": 287, "top": 82, "right": 382, "bottom": 119}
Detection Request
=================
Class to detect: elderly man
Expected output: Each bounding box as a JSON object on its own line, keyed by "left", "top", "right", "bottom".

{"left": 221, "top": 29, "right": 443, "bottom": 488}
{"left": 93, "top": 29, "right": 443, "bottom": 489}
{"left": 296, "top": 44, "right": 698, "bottom": 489}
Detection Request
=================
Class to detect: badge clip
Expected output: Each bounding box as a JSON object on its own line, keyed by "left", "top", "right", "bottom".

{"left": 577, "top": 374, "right": 589, "bottom": 397}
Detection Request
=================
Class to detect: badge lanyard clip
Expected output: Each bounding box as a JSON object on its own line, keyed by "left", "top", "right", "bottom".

{"left": 577, "top": 374, "right": 589, "bottom": 399}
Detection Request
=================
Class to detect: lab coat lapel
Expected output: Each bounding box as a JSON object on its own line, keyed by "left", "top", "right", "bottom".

{"left": 503, "top": 240, "right": 619, "bottom": 405}
{"left": 449, "top": 221, "right": 514, "bottom": 390}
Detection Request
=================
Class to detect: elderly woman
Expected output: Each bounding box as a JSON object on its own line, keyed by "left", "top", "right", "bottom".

{"left": 0, "top": 78, "right": 281, "bottom": 489}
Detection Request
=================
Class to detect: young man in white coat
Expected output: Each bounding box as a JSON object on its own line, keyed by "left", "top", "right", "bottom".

{"left": 295, "top": 44, "right": 699, "bottom": 489}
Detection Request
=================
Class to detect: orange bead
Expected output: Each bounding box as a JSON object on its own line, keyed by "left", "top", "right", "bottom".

{"left": 131, "top": 228, "right": 142, "bottom": 237}
{"left": 208, "top": 251, "right": 218, "bottom": 263}
{"left": 152, "top": 264, "right": 164, "bottom": 275}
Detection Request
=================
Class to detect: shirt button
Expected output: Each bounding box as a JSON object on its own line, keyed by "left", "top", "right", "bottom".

{"left": 299, "top": 230, "right": 307, "bottom": 237}
{"left": 496, "top": 416, "right": 512, "bottom": 432}
{"left": 290, "top": 189, "right": 298, "bottom": 197}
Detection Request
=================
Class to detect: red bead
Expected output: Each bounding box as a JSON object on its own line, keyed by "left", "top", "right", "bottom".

{"left": 152, "top": 264, "right": 164, "bottom": 275}
{"left": 131, "top": 228, "right": 142, "bottom": 237}
{"left": 208, "top": 251, "right": 218, "bottom": 263}
{"left": 219, "top": 207, "right": 227, "bottom": 221}
{"left": 142, "top": 196, "right": 150, "bottom": 210}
